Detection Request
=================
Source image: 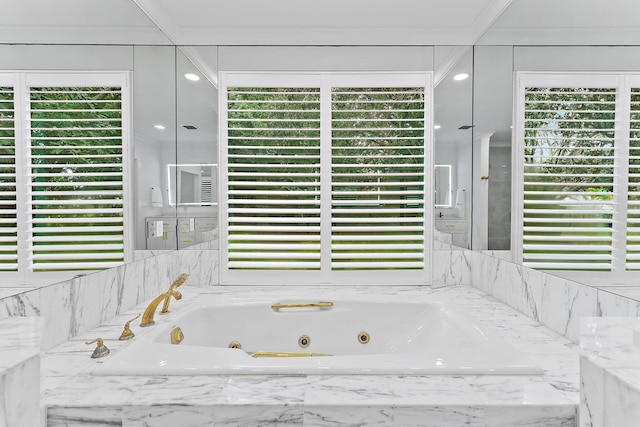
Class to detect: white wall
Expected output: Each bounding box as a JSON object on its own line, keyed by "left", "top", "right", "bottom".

{"left": 217, "top": 46, "right": 434, "bottom": 72}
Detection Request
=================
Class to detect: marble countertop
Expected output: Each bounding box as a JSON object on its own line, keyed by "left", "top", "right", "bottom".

{"left": 579, "top": 317, "right": 640, "bottom": 426}
{"left": 0, "top": 317, "right": 41, "bottom": 374}
{"left": 580, "top": 316, "right": 640, "bottom": 371}
{"left": 41, "top": 285, "right": 582, "bottom": 425}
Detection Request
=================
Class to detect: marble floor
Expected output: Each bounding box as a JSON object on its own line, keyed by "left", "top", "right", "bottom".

{"left": 42, "top": 285, "right": 581, "bottom": 426}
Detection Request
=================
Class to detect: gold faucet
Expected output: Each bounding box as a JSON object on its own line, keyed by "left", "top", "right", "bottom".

{"left": 140, "top": 273, "right": 189, "bottom": 327}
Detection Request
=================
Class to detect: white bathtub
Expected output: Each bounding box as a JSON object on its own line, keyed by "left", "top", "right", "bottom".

{"left": 93, "top": 293, "right": 543, "bottom": 376}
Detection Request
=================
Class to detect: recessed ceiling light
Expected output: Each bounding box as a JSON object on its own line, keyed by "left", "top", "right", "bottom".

{"left": 184, "top": 73, "right": 200, "bottom": 81}
{"left": 434, "top": 125, "right": 442, "bottom": 130}
{"left": 154, "top": 124, "right": 165, "bottom": 130}
{"left": 453, "top": 73, "right": 469, "bottom": 81}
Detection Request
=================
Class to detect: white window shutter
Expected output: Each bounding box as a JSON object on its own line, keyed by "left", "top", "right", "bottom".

{"left": 627, "top": 86, "right": 640, "bottom": 270}
{"left": 521, "top": 86, "right": 617, "bottom": 271}
{"left": 331, "top": 87, "right": 425, "bottom": 270}
{"left": 221, "top": 74, "right": 430, "bottom": 284}
{"left": 226, "top": 87, "right": 322, "bottom": 270}
{"left": 27, "top": 84, "right": 125, "bottom": 271}
{"left": 0, "top": 85, "right": 18, "bottom": 271}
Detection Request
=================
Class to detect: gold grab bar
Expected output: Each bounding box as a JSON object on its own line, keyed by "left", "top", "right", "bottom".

{"left": 271, "top": 301, "right": 333, "bottom": 310}
{"left": 251, "top": 351, "right": 332, "bottom": 358}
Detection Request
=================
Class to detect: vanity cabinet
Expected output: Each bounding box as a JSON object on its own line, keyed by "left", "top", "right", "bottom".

{"left": 435, "top": 219, "right": 468, "bottom": 248}
{"left": 146, "top": 217, "right": 217, "bottom": 249}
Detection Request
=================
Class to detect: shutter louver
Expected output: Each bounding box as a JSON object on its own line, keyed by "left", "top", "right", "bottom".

{"left": 28, "top": 86, "right": 124, "bottom": 271}
{"left": 226, "top": 88, "right": 322, "bottom": 270}
{"left": 331, "top": 88, "right": 425, "bottom": 270}
{"left": 522, "top": 87, "right": 616, "bottom": 271}
{"left": 0, "top": 86, "right": 17, "bottom": 271}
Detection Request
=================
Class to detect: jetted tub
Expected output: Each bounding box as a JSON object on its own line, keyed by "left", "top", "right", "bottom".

{"left": 93, "top": 294, "right": 544, "bottom": 376}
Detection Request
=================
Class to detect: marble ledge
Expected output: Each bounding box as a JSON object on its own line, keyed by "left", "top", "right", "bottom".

{"left": 0, "top": 317, "right": 43, "bottom": 427}
{"left": 42, "top": 285, "right": 581, "bottom": 426}
{"left": 579, "top": 317, "right": 640, "bottom": 427}
{"left": 0, "top": 317, "right": 42, "bottom": 371}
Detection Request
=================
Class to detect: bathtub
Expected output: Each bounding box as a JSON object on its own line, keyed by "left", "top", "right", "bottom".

{"left": 93, "top": 293, "right": 543, "bottom": 376}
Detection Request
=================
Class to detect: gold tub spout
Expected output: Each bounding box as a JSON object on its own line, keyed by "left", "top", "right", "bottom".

{"left": 140, "top": 273, "right": 189, "bottom": 327}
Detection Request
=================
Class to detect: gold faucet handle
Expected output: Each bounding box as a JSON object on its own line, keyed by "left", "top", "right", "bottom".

{"left": 85, "top": 338, "right": 110, "bottom": 359}
{"left": 119, "top": 314, "right": 140, "bottom": 340}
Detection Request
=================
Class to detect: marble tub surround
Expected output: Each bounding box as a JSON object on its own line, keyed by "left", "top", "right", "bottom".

{"left": 432, "top": 241, "right": 472, "bottom": 286}
{"left": 0, "top": 287, "right": 39, "bottom": 299}
{"left": 579, "top": 317, "right": 640, "bottom": 427}
{"left": 44, "top": 285, "right": 580, "bottom": 426}
{"left": 461, "top": 248, "right": 640, "bottom": 344}
{"left": 0, "top": 248, "right": 218, "bottom": 351}
{"left": 0, "top": 317, "right": 42, "bottom": 427}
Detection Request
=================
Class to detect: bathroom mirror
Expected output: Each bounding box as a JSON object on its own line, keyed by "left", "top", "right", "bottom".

{"left": 465, "top": 0, "right": 640, "bottom": 301}
{"left": 134, "top": 46, "right": 219, "bottom": 252}
{"left": 471, "top": 45, "right": 513, "bottom": 251}
{"left": 133, "top": 45, "right": 178, "bottom": 253}
{"left": 434, "top": 165, "right": 452, "bottom": 208}
{"left": 174, "top": 47, "right": 219, "bottom": 250}
{"left": 167, "top": 164, "right": 217, "bottom": 206}
{"left": 433, "top": 46, "right": 473, "bottom": 246}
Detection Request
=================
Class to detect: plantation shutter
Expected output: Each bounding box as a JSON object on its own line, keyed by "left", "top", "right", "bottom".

{"left": 25, "top": 75, "right": 127, "bottom": 271}
{"left": 225, "top": 86, "right": 322, "bottom": 271}
{"left": 331, "top": 86, "right": 425, "bottom": 270}
{"left": 627, "top": 85, "right": 640, "bottom": 270}
{"left": 520, "top": 85, "right": 617, "bottom": 271}
{"left": 221, "top": 73, "right": 430, "bottom": 284}
{"left": 0, "top": 81, "right": 18, "bottom": 271}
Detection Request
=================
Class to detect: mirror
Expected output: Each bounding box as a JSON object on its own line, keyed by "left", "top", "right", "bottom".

{"left": 133, "top": 45, "right": 177, "bottom": 253}
{"left": 0, "top": 44, "right": 220, "bottom": 293}
{"left": 167, "top": 164, "right": 217, "bottom": 206}
{"left": 433, "top": 47, "right": 473, "bottom": 247}
{"left": 175, "top": 47, "right": 219, "bottom": 249}
{"left": 468, "top": 0, "right": 640, "bottom": 302}
{"left": 434, "top": 165, "right": 452, "bottom": 207}
{"left": 472, "top": 45, "right": 514, "bottom": 251}
{"left": 134, "top": 46, "right": 219, "bottom": 252}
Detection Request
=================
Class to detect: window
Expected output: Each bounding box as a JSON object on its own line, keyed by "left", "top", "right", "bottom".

{"left": 0, "top": 72, "right": 130, "bottom": 279}
{"left": 220, "top": 73, "right": 431, "bottom": 284}
{"left": 514, "top": 73, "right": 640, "bottom": 273}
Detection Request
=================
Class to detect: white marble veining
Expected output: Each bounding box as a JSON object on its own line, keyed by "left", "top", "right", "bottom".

{"left": 602, "top": 367, "right": 640, "bottom": 426}
{"left": 0, "top": 248, "right": 218, "bottom": 352}
{"left": 432, "top": 241, "right": 472, "bottom": 286}
{"left": 579, "top": 317, "right": 640, "bottom": 427}
{"left": 6, "top": 242, "right": 640, "bottom": 425}
{"left": 41, "top": 285, "right": 580, "bottom": 426}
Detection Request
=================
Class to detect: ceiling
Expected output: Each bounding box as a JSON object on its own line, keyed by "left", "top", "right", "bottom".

{"left": 133, "top": 0, "right": 513, "bottom": 46}
{"left": 3, "top": 0, "right": 640, "bottom": 47}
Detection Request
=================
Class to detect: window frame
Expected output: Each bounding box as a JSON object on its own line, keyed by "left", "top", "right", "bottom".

{"left": 0, "top": 71, "right": 133, "bottom": 284}
{"left": 219, "top": 72, "right": 433, "bottom": 285}
{"left": 513, "top": 72, "right": 640, "bottom": 278}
